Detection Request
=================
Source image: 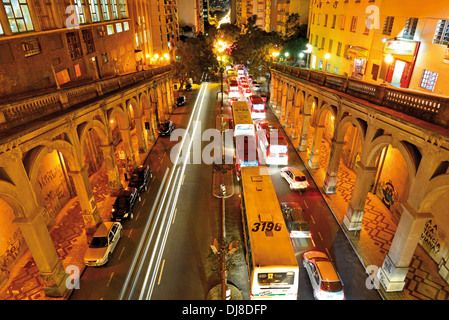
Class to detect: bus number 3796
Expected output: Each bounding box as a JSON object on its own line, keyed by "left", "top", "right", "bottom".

{"left": 252, "top": 222, "right": 282, "bottom": 232}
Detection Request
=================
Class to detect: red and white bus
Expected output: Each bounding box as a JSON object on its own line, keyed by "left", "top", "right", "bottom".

{"left": 235, "top": 135, "right": 259, "bottom": 179}
{"left": 247, "top": 95, "right": 266, "bottom": 120}
{"left": 256, "top": 121, "right": 288, "bottom": 165}
{"left": 228, "top": 79, "right": 240, "bottom": 99}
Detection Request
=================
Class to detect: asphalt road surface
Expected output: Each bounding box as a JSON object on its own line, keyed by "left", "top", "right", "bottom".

{"left": 70, "top": 82, "right": 381, "bottom": 301}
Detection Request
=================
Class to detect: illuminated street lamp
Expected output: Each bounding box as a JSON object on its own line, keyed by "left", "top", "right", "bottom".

{"left": 299, "top": 52, "right": 305, "bottom": 68}
{"left": 303, "top": 44, "right": 313, "bottom": 69}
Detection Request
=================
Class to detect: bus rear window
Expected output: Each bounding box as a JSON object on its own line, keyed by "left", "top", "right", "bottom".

{"left": 257, "top": 272, "right": 295, "bottom": 286}
{"left": 269, "top": 145, "right": 288, "bottom": 154}
{"left": 252, "top": 103, "right": 265, "bottom": 111}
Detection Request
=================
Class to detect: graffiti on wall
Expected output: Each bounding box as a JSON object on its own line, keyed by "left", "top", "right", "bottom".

{"left": 379, "top": 180, "right": 398, "bottom": 210}
{"left": 0, "top": 230, "right": 25, "bottom": 273}
{"left": 420, "top": 219, "right": 443, "bottom": 261}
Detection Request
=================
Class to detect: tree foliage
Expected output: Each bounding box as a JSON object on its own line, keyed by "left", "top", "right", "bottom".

{"left": 172, "top": 33, "right": 218, "bottom": 86}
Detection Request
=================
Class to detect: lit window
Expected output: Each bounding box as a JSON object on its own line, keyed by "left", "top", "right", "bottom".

{"left": 100, "top": 0, "right": 110, "bottom": 21}
{"left": 4, "top": 0, "right": 34, "bottom": 33}
{"left": 111, "top": 0, "right": 118, "bottom": 19}
{"left": 0, "top": 22, "right": 4, "bottom": 34}
{"left": 22, "top": 37, "right": 41, "bottom": 57}
{"left": 420, "top": 70, "right": 438, "bottom": 92}
{"left": 118, "top": 0, "right": 128, "bottom": 18}
{"left": 115, "top": 22, "right": 122, "bottom": 32}
{"left": 73, "top": 0, "right": 87, "bottom": 24}
{"left": 123, "top": 21, "right": 129, "bottom": 31}
{"left": 107, "top": 24, "right": 114, "bottom": 35}
{"left": 89, "top": 0, "right": 100, "bottom": 22}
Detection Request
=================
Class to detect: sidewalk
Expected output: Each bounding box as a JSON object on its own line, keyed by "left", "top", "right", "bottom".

{"left": 272, "top": 105, "right": 449, "bottom": 300}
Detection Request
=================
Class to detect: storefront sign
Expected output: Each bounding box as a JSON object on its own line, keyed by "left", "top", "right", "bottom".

{"left": 347, "top": 46, "right": 368, "bottom": 59}
{"left": 383, "top": 40, "right": 418, "bottom": 56}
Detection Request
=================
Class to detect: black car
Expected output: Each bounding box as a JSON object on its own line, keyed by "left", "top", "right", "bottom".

{"left": 158, "top": 120, "right": 174, "bottom": 136}
{"left": 111, "top": 188, "right": 140, "bottom": 221}
{"left": 177, "top": 95, "right": 186, "bottom": 107}
{"left": 128, "top": 165, "right": 152, "bottom": 194}
{"left": 185, "top": 83, "right": 192, "bottom": 91}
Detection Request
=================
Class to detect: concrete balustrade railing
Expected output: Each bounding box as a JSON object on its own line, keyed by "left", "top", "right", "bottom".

{"left": 0, "top": 65, "right": 172, "bottom": 132}
{"left": 272, "top": 63, "right": 449, "bottom": 130}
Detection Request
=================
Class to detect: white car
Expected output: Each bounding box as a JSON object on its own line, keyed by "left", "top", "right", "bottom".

{"left": 303, "top": 251, "right": 344, "bottom": 300}
{"left": 280, "top": 167, "right": 309, "bottom": 191}
{"left": 84, "top": 222, "right": 123, "bottom": 267}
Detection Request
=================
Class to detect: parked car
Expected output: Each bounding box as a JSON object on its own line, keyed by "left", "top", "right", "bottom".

{"left": 111, "top": 188, "right": 140, "bottom": 221}
{"left": 84, "top": 222, "right": 123, "bottom": 267}
{"left": 280, "top": 202, "right": 311, "bottom": 238}
{"left": 253, "top": 84, "right": 261, "bottom": 92}
{"left": 128, "top": 165, "right": 152, "bottom": 193}
{"left": 185, "top": 83, "right": 192, "bottom": 91}
{"left": 177, "top": 95, "right": 186, "bottom": 107}
{"left": 281, "top": 167, "right": 310, "bottom": 191}
{"left": 303, "top": 251, "right": 344, "bottom": 300}
{"left": 158, "top": 120, "right": 174, "bottom": 136}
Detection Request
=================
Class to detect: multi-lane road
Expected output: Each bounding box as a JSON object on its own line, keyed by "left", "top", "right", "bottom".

{"left": 70, "top": 82, "right": 381, "bottom": 301}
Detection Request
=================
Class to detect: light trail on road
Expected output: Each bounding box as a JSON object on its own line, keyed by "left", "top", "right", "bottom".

{"left": 118, "top": 83, "right": 209, "bottom": 300}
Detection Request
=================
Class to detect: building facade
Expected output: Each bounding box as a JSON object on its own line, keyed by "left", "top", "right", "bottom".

{"left": 308, "top": 0, "right": 449, "bottom": 96}
{"left": 0, "top": 0, "right": 176, "bottom": 297}
{"left": 177, "top": 0, "right": 204, "bottom": 34}
{"left": 128, "top": 0, "right": 180, "bottom": 66}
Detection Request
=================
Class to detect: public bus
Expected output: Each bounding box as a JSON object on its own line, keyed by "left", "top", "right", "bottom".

{"left": 228, "top": 79, "right": 240, "bottom": 99}
{"left": 247, "top": 95, "right": 266, "bottom": 120}
{"left": 240, "top": 166, "right": 299, "bottom": 300}
{"left": 231, "top": 101, "right": 255, "bottom": 137}
{"left": 256, "top": 120, "right": 288, "bottom": 165}
{"left": 235, "top": 135, "right": 258, "bottom": 180}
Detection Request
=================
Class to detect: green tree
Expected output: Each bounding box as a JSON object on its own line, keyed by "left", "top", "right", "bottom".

{"left": 172, "top": 33, "right": 218, "bottom": 87}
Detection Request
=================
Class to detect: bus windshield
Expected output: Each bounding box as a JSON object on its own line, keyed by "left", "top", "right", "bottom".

{"left": 269, "top": 144, "right": 288, "bottom": 154}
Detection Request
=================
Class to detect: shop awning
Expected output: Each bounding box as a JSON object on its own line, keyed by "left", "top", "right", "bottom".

{"left": 347, "top": 46, "right": 369, "bottom": 59}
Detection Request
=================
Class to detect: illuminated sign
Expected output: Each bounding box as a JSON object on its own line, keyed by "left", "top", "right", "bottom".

{"left": 383, "top": 40, "right": 418, "bottom": 56}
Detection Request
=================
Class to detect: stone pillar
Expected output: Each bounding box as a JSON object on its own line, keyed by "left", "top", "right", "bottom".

{"left": 134, "top": 115, "right": 147, "bottom": 154}
{"left": 378, "top": 203, "right": 432, "bottom": 292}
{"left": 270, "top": 78, "right": 277, "bottom": 107}
{"left": 119, "top": 128, "right": 137, "bottom": 168}
{"left": 283, "top": 99, "right": 293, "bottom": 128}
{"left": 307, "top": 125, "right": 324, "bottom": 169}
{"left": 100, "top": 143, "right": 122, "bottom": 195}
{"left": 68, "top": 166, "right": 102, "bottom": 235}
{"left": 343, "top": 163, "right": 378, "bottom": 231}
{"left": 298, "top": 113, "right": 311, "bottom": 151}
{"left": 14, "top": 207, "right": 69, "bottom": 297}
{"left": 323, "top": 139, "right": 345, "bottom": 194}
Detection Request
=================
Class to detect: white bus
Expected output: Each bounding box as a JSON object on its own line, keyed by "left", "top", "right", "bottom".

{"left": 232, "top": 101, "right": 254, "bottom": 137}
{"left": 240, "top": 166, "right": 299, "bottom": 300}
{"left": 256, "top": 120, "right": 288, "bottom": 165}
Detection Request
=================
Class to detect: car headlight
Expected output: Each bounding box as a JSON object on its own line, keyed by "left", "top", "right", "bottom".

{"left": 123, "top": 212, "right": 128, "bottom": 218}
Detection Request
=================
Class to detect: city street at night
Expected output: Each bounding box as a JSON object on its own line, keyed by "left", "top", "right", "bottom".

{"left": 1, "top": 0, "right": 449, "bottom": 314}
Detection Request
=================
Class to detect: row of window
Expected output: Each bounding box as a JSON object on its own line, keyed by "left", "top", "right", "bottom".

{"left": 0, "top": 0, "right": 128, "bottom": 35}
{"left": 313, "top": 12, "right": 449, "bottom": 46}
{"left": 21, "top": 21, "right": 129, "bottom": 60}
